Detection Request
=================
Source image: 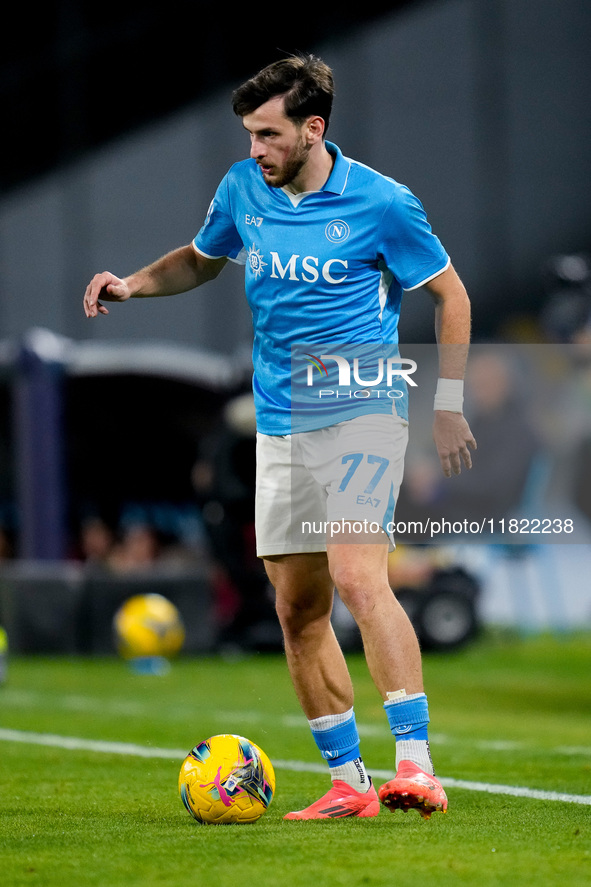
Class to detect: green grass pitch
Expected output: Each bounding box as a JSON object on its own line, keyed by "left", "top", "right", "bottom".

{"left": 0, "top": 632, "right": 589, "bottom": 886}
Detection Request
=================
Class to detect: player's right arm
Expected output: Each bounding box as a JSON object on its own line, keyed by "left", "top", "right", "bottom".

{"left": 83, "top": 245, "right": 227, "bottom": 318}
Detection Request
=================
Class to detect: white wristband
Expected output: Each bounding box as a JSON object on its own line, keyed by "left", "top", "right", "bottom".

{"left": 434, "top": 378, "right": 464, "bottom": 413}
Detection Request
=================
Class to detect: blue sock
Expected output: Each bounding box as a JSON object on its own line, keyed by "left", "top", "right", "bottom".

{"left": 384, "top": 693, "right": 434, "bottom": 774}
{"left": 308, "top": 709, "right": 370, "bottom": 791}
{"left": 384, "top": 692, "right": 430, "bottom": 740}
{"left": 310, "top": 710, "right": 362, "bottom": 766}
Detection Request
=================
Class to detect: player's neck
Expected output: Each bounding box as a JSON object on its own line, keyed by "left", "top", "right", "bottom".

{"left": 284, "top": 142, "right": 334, "bottom": 195}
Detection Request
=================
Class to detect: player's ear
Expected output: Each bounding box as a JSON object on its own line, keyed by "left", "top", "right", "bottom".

{"left": 306, "top": 115, "right": 326, "bottom": 143}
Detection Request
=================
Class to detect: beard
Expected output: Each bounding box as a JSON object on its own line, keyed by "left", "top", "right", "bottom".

{"left": 261, "top": 136, "right": 311, "bottom": 189}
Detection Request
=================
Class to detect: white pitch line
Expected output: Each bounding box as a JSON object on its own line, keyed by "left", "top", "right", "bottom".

{"left": 4, "top": 691, "right": 591, "bottom": 758}
{"left": 0, "top": 727, "right": 186, "bottom": 759}
{"left": 1, "top": 727, "right": 590, "bottom": 807}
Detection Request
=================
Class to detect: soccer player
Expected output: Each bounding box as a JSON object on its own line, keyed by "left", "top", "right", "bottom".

{"left": 84, "top": 54, "right": 476, "bottom": 820}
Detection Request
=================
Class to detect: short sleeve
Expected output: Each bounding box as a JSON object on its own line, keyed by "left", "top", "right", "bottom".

{"left": 193, "top": 174, "right": 244, "bottom": 261}
{"left": 378, "top": 185, "right": 449, "bottom": 291}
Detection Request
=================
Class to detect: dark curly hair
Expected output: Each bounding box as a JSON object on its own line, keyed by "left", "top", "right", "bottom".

{"left": 232, "top": 53, "right": 334, "bottom": 134}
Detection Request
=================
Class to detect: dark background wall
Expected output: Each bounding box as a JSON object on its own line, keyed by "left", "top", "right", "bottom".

{"left": 1, "top": 0, "right": 590, "bottom": 348}
{"left": 1, "top": 1, "right": 590, "bottom": 646}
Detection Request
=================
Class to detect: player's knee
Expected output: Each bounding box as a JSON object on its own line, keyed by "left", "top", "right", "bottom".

{"left": 331, "top": 565, "right": 374, "bottom": 620}
{"left": 275, "top": 589, "right": 332, "bottom": 638}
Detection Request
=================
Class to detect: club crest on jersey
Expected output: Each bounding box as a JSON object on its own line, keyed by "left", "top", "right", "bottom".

{"left": 325, "top": 219, "right": 350, "bottom": 243}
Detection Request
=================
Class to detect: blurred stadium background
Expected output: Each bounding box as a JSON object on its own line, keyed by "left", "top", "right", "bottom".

{"left": 0, "top": 0, "right": 590, "bottom": 656}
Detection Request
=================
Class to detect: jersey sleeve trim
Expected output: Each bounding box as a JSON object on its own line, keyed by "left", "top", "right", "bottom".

{"left": 403, "top": 256, "right": 451, "bottom": 291}
{"left": 192, "top": 241, "right": 226, "bottom": 261}
{"left": 193, "top": 241, "right": 245, "bottom": 266}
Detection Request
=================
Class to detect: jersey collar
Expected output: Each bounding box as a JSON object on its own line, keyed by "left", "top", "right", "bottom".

{"left": 322, "top": 142, "right": 351, "bottom": 195}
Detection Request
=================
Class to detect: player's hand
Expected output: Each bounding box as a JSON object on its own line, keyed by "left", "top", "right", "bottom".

{"left": 433, "top": 411, "right": 477, "bottom": 477}
{"left": 84, "top": 271, "right": 131, "bottom": 317}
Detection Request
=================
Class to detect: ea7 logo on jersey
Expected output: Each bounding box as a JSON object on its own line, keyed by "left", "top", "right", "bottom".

{"left": 246, "top": 214, "right": 263, "bottom": 227}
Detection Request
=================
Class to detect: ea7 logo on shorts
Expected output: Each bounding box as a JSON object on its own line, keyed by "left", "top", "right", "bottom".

{"left": 325, "top": 219, "right": 350, "bottom": 243}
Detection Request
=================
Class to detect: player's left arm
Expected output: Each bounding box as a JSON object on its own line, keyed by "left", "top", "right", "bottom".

{"left": 424, "top": 263, "right": 477, "bottom": 478}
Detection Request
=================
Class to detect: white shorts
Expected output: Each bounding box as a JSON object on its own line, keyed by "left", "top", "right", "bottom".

{"left": 255, "top": 413, "right": 409, "bottom": 557}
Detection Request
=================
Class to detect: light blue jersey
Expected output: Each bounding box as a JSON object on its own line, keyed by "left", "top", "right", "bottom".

{"left": 194, "top": 142, "right": 449, "bottom": 434}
